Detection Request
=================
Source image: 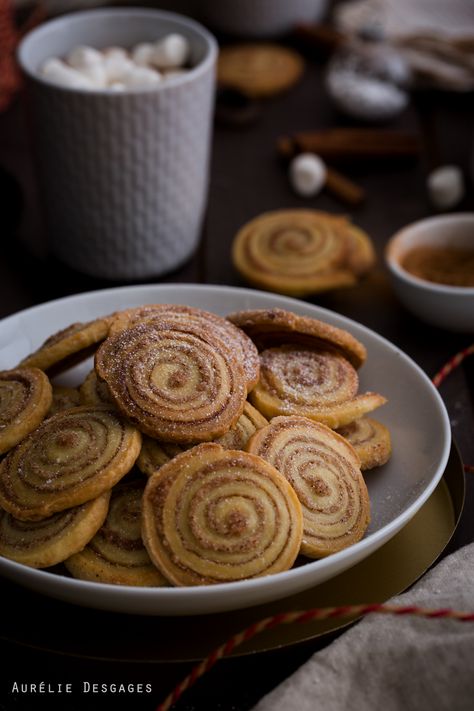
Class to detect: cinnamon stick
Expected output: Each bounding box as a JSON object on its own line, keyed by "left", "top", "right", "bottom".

{"left": 292, "top": 23, "right": 346, "bottom": 58}
{"left": 278, "top": 129, "right": 421, "bottom": 163}
{"left": 325, "top": 168, "right": 365, "bottom": 206}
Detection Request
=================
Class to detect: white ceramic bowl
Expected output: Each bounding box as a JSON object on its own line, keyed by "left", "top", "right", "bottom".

{"left": 386, "top": 213, "right": 474, "bottom": 332}
{"left": 0, "top": 284, "right": 450, "bottom": 616}
{"left": 198, "top": 0, "right": 329, "bottom": 38}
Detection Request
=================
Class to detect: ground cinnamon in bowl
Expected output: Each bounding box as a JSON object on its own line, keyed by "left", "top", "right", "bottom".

{"left": 401, "top": 246, "right": 474, "bottom": 287}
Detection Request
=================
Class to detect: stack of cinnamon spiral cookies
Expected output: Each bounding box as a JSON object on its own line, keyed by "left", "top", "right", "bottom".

{"left": 0, "top": 304, "right": 391, "bottom": 587}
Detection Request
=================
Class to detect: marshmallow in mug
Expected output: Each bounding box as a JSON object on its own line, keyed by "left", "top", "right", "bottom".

{"left": 39, "top": 33, "right": 191, "bottom": 90}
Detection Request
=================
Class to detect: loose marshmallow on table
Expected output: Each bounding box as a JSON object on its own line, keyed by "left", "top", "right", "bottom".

{"left": 289, "top": 153, "right": 327, "bottom": 198}
{"left": 427, "top": 165, "right": 465, "bottom": 210}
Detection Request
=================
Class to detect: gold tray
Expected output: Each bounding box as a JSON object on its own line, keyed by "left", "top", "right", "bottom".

{"left": 0, "top": 443, "right": 464, "bottom": 664}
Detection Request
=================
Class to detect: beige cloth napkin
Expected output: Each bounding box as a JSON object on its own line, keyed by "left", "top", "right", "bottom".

{"left": 252, "top": 543, "right": 474, "bottom": 711}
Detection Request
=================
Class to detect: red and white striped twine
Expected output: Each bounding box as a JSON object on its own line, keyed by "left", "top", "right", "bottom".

{"left": 432, "top": 344, "right": 474, "bottom": 473}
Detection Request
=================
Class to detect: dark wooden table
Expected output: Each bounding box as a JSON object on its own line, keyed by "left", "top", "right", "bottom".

{"left": 0, "top": 30, "right": 473, "bottom": 711}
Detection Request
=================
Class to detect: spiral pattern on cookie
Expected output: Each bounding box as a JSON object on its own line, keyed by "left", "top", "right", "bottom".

{"left": 109, "top": 304, "right": 259, "bottom": 393}
{"left": 65, "top": 481, "right": 166, "bottom": 586}
{"left": 0, "top": 368, "right": 53, "bottom": 454}
{"left": 215, "top": 402, "right": 268, "bottom": 450}
{"left": 232, "top": 210, "right": 357, "bottom": 296}
{"left": 48, "top": 385, "right": 81, "bottom": 417}
{"left": 227, "top": 307, "right": 367, "bottom": 369}
{"left": 251, "top": 345, "right": 386, "bottom": 428}
{"left": 19, "top": 315, "right": 112, "bottom": 375}
{"left": 337, "top": 416, "right": 392, "bottom": 470}
{"left": 95, "top": 321, "right": 247, "bottom": 443}
{"left": 0, "top": 406, "right": 142, "bottom": 520}
{"left": 142, "top": 443, "right": 303, "bottom": 585}
{"left": 79, "top": 370, "right": 114, "bottom": 407}
{"left": 0, "top": 492, "right": 110, "bottom": 568}
{"left": 247, "top": 416, "right": 370, "bottom": 557}
{"left": 137, "top": 403, "right": 268, "bottom": 477}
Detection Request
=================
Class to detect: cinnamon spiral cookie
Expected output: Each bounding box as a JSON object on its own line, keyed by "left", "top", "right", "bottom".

{"left": 215, "top": 402, "right": 268, "bottom": 450}
{"left": 232, "top": 210, "right": 375, "bottom": 297}
{"left": 250, "top": 345, "right": 386, "bottom": 428}
{"left": 247, "top": 416, "right": 370, "bottom": 557}
{"left": 217, "top": 44, "right": 304, "bottom": 98}
{"left": 337, "top": 417, "right": 392, "bottom": 471}
{"left": 79, "top": 370, "right": 114, "bottom": 407}
{"left": 95, "top": 320, "right": 247, "bottom": 443}
{"left": 142, "top": 443, "right": 303, "bottom": 585}
{"left": 0, "top": 406, "right": 141, "bottom": 520}
{"left": 109, "top": 304, "right": 259, "bottom": 393}
{"left": 48, "top": 385, "right": 81, "bottom": 417}
{"left": 65, "top": 481, "right": 166, "bottom": 586}
{"left": 0, "top": 492, "right": 110, "bottom": 568}
{"left": 0, "top": 368, "right": 53, "bottom": 454}
{"left": 19, "top": 315, "right": 112, "bottom": 375}
{"left": 138, "top": 439, "right": 186, "bottom": 477}
{"left": 137, "top": 402, "right": 269, "bottom": 477}
{"left": 227, "top": 308, "right": 366, "bottom": 368}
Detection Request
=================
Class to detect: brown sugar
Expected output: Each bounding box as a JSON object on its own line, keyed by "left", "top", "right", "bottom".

{"left": 401, "top": 246, "right": 474, "bottom": 287}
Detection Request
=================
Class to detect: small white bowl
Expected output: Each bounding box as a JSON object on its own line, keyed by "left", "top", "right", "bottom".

{"left": 385, "top": 213, "right": 474, "bottom": 332}
{"left": 198, "top": 0, "right": 329, "bottom": 38}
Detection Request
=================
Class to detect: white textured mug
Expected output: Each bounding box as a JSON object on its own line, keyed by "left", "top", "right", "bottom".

{"left": 18, "top": 8, "right": 218, "bottom": 280}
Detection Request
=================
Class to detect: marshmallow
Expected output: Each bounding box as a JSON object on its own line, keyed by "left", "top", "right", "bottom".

{"left": 108, "top": 82, "right": 126, "bottom": 92}
{"left": 289, "top": 153, "right": 327, "bottom": 198}
{"left": 102, "top": 47, "right": 128, "bottom": 61}
{"left": 131, "top": 42, "right": 155, "bottom": 67}
{"left": 39, "top": 35, "right": 191, "bottom": 91}
{"left": 103, "top": 53, "right": 134, "bottom": 83}
{"left": 427, "top": 165, "right": 465, "bottom": 210}
{"left": 40, "top": 58, "right": 94, "bottom": 89}
{"left": 152, "top": 33, "right": 189, "bottom": 69}
{"left": 123, "top": 65, "right": 162, "bottom": 89}
{"left": 67, "top": 45, "right": 103, "bottom": 70}
{"left": 75, "top": 62, "right": 107, "bottom": 88}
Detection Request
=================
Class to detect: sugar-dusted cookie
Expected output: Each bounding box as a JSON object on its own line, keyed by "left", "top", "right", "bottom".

{"left": 0, "top": 368, "right": 53, "bottom": 454}
{"left": 137, "top": 401, "right": 269, "bottom": 476}
{"left": 337, "top": 416, "right": 392, "bottom": 470}
{"left": 247, "top": 416, "right": 370, "bottom": 557}
{"left": 215, "top": 401, "right": 268, "bottom": 450}
{"left": 0, "top": 406, "right": 141, "bottom": 520}
{"left": 227, "top": 307, "right": 367, "bottom": 368}
{"left": 95, "top": 319, "right": 247, "bottom": 443}
{"left": 142, "top": 443, "right": 303, "bottom": 585}
{"left": 48, "top": 385, "right": 81, "bottom": 417}
{"left": 109, "top": 304, "right": 259, "bottom": 393}
{"left": 79, "top": 369, "right": 114, "bottom": 407}
{"left": 217, "top": 43, "right": 304, "bottom": 98}
{"left": 65, "top": 481, "right": 166, "bottom": 586}
{"left": 232, "top": 209, "right": 375, "bottom": 297}
{"left": 0, "top": 492, "right": 110, "bottom": 568}
{"left": 250, "top": 345, "right": 386, "bottom": 428}
{"left": 19, "top": 315, "right": 113, "bottom": 375}
{"left": 137, "top": 439, "right": 185, "bottom": 478}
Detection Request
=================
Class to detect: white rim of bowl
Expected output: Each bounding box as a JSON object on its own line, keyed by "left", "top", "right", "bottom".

{"left": 385, "top": 212, "right": 474, "bottom": 295}
{"left": 0, "top": 283, "right": 452, "bottom": 609}
{"left": 17, "top": 7, "right": 218, "bottom": 96}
